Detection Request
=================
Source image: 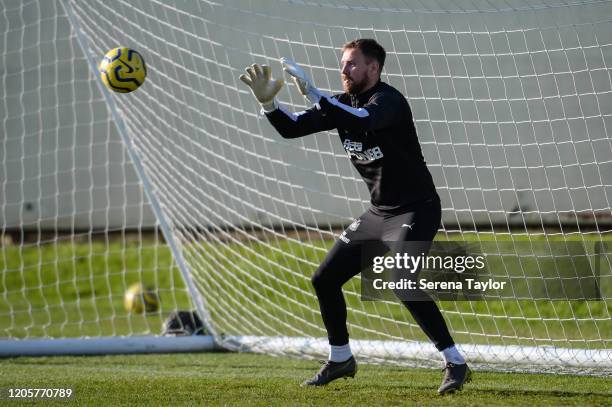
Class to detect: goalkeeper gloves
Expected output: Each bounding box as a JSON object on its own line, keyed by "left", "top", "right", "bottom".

{"left": 281, "top": 57, "right": 327, "bottom": 105}
{"left": 239, "top": 63, "right": 284, "bottom": 111}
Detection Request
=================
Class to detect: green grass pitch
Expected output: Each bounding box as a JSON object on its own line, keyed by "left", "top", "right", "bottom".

{"left": 2, "top": 236, "right": 610, "bottom": 345}
{"left": 0, "top": 352, "right": 610, "bottom": 406}
{"left": 0, "top": 236, "right": 610, "bottom": 405}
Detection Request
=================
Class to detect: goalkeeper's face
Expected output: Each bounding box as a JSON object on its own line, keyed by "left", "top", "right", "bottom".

{"left": 341, "top": 48, "right": 380, "bottom": 95}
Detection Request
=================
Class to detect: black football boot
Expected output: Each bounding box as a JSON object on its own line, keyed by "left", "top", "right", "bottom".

{"left": 438, "top": 362, "right": 472, "bottom": 395}
{"left": 301, "top": 356, "right": 358, "bottom": 386}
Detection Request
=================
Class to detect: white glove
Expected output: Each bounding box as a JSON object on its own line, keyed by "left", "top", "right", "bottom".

{"left": 239, "top": 63, "right": 284, "bottom": 111}
{"left": 281, "top": 57, "right": 327, "bottom": 105}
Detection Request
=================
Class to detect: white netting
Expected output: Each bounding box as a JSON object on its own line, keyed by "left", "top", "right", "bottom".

{"left": 0, "top": 0, "right": 193, "bottom": 340}
{"left": 1, "top": 0, "right": 610, "bottom": 373}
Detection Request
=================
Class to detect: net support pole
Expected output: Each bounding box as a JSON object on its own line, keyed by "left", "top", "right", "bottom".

{"left": 0, "top": 336, "right": 221, "bottom": 357}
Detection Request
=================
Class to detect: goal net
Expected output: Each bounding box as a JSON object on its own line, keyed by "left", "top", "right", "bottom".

{"left": 1, "top": 0, "right": 610, "bottom": 374}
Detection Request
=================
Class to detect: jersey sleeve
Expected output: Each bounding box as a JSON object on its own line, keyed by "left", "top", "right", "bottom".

{"left": 317, "top": 90, "right": 401, "bottom": 132}
{"left": 264, "top": 102, "right": 336, "bottom": 139}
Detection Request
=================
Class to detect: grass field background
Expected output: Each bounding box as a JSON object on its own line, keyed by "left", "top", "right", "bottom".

{"left": 1, "top": 353, "right": 610, "bottom": 406}
{"left": 2, "top": 233, "right": 608, "bottom": 349}
{"left": 0, "top": 234, "right": 610, "bottom": 405}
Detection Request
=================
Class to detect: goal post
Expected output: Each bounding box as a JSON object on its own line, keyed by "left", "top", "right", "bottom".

{"left": 1, "top": 0, "right": 610, "bottom": 374}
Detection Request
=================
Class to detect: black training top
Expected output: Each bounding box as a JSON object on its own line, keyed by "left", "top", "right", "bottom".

{"left": 265, "top": 80, "right": 438, "bottom": 210}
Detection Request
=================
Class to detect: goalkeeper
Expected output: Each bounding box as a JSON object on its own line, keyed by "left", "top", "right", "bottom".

{"left": 240, "top": 38, "right": 471, "bottom": 394}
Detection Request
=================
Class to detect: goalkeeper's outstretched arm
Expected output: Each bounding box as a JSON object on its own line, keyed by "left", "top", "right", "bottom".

{"left": 265, "top": 104, "right": 336, "bottom": 139}
{"left": 240, "top": 60, "right": 400, "bottom": 139}
{"left": 281, "top": 58, "right": 402, "bottom": 132}
{"left": 240, "top": 63, "right": 334, "bottom": 139}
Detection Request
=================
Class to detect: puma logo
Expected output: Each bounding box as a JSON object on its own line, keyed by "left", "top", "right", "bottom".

{"left": 401, "top": 222, "right": 415, "bottom": 230}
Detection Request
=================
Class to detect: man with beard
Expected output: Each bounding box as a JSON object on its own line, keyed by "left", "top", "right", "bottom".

{"left": 239, "top": 39, "right": 471, "bottom": 394}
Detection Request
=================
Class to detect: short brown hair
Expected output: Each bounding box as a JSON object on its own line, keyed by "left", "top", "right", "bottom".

{"left": 342, "top": 38, "right": 386, "bottom": 71}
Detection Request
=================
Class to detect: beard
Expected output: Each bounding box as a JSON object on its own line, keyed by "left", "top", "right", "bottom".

{"left": 342, "top": 75, "right": 368, "bottom": 95}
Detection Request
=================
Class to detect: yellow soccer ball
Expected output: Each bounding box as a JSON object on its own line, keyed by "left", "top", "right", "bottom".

{"left": 99, "top": 47, "right": 147, "bottom": 93}
{"left": 124, "top": 283, "right": 159, "bottom": 313}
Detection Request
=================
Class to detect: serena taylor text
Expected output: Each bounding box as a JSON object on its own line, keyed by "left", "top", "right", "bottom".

{"left": 372, "top": 278, "right": 507, "bottom": 291}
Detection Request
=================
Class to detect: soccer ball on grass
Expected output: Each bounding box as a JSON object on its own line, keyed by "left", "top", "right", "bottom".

{"left": 124, "top": 282, "right": 159, "bottom": 313}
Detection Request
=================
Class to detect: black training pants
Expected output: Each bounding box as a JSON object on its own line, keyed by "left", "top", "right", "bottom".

{"left": 311, "top": 197, "right": 455, "bottom": 351}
